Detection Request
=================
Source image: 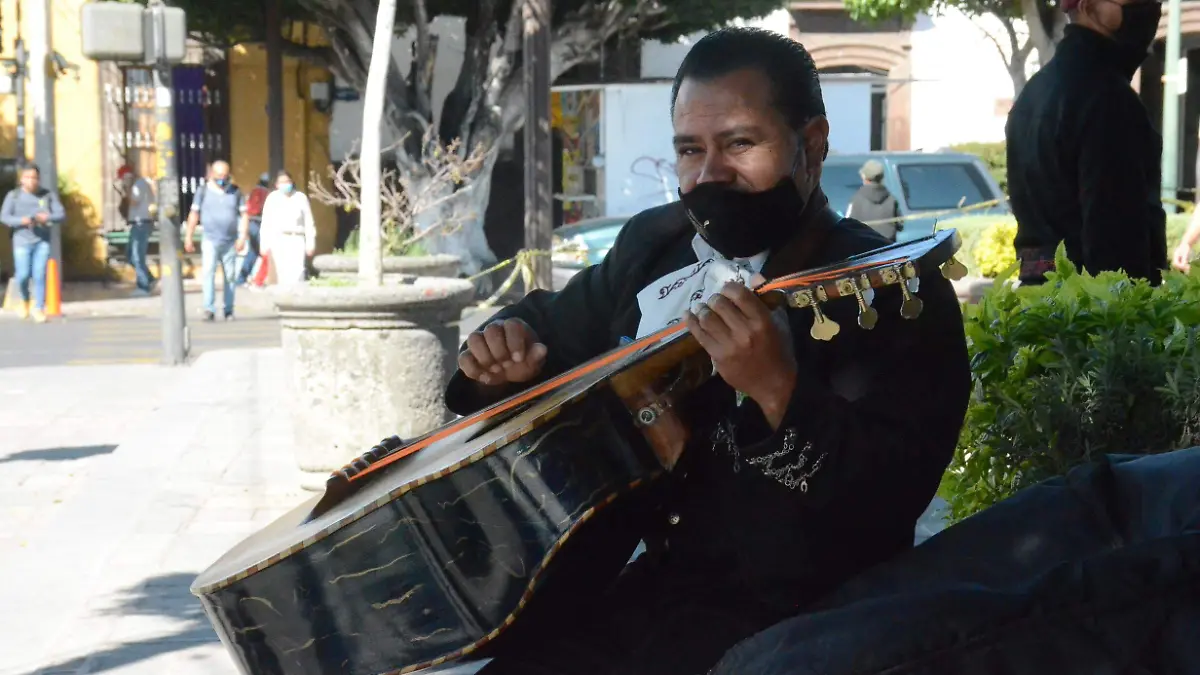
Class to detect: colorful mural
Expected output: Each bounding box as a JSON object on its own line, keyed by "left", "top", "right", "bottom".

{"left": 552, "top": 89, "right": 603, "bottom": 224}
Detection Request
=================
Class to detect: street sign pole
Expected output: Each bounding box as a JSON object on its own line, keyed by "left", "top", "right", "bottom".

{"left": 149, "top": 0, "right": 188, "bottom": 365}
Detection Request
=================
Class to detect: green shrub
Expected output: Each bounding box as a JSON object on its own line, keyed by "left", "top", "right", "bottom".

{"left": 949, "top": 141, "right": 1007, "bottom": 194}
{"left": 939, "top": 245, "right": 1200, "bottom": 523}
{"left": 937, "top": 213, "right": 1192, "bottom": 279}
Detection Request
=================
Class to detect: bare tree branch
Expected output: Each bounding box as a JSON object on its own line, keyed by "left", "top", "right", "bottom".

{"left": 310, "top": 128, "right": 492, "bottom": 255}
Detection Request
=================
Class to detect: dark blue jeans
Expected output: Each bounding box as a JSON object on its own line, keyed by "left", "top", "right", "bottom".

{"left": 237, "top": 218, "right": 262, "bottom": 285}
{"left": 127, "top": 220, "right": 156, "bottom": 291}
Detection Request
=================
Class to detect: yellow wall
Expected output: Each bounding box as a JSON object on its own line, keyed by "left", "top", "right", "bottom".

{"left": 0, "top": 3, "right": 338, "bottom": 278}
{"left": 0, "top": 0, "right": 107, "bottom": 278}
{"left": 227, "top": 43, "right": 337, "bottom": 255}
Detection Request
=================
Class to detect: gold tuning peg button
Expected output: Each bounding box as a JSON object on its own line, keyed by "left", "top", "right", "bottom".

{"left": 810, "top": 286, "right": 841, "bottom": 341}
{"left": 837, "top": 276, "right": 878, "bottom": 330}
{"left": 897, "top": 261, "right": 921, "bottom": 319}
{"left": 810, "top": 304, "right": 841, "bottom": 341}
{"left": 941, "top": 256, "right": 968, "bottom": 281}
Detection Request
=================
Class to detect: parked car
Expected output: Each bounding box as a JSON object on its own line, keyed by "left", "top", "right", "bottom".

{"left": 822, "top": 151, "right": 1009, "bottom": 243}
{"left": 549, "top": 150, "right": 1007, "bottom": 286}
{"left": 551, "top": 215, "right": 631, "bottom": 289}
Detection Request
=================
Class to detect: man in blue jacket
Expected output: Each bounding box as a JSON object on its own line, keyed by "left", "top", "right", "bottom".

{"left": 1, "top": 164, "right": 66, "bottom": 322}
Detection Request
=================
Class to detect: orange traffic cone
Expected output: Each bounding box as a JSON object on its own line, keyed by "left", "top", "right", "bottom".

{"left": 45, "top": 258, "right": 61, "bottom": 317}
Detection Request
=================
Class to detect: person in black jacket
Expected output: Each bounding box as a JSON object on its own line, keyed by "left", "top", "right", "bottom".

{"left": 1006, "top": 0, "right": 1166, "bottom": 285}
{"left": 846, "top": 159, "right": 903, "bottom": 241}
{"left": 446, "top": 28, "right": 971, "bottom": 675}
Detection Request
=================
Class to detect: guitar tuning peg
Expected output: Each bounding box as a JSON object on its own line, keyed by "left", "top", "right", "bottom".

{"left": 837, "top": 276, "right": 878, "bottom": 330}
{"left": 899, "top": 262, "right": 923, "bottom": 319}
{"left": 941, "top": 256, "right": 968, "bottom": 281}
{"left": 810, "top": 303, "right": 841, "bottom": 341}
{"left": 788, "top": 288, "right": 841, "bottom": 341}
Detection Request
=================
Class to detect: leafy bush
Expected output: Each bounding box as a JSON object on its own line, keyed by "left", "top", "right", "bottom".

{"left": 949, "top": 141, "right": 1007, "bottom": 194}
{"left": 971, "top": 219, "right": 1018, "bottom": 277}
{"left": 939, "top": 245, "right": 1200, "bottom": 523}
{"left": 938, "top": 213, "right": 1192, "bottom": 279}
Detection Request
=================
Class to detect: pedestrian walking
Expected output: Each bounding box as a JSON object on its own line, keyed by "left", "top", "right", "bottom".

{"left": 117, "top": 164, "right": 158, "bottom": 294}
{"left": 1, "top": 164, "right": 66, "bottom": 322}
{"left": 184, "top": 160, "right": 248, "bottom": 321}
{"left": 260, "top": 170, "right": 316, "bottom": 288}
{"left": 236, "top": 172, "right": 271, "bottom": 287}
{"left": 845, "top": 159, "right": 903, "bottom": 242}
{"left": 1006, "top": 0, "right": 1166, "bottom": 285}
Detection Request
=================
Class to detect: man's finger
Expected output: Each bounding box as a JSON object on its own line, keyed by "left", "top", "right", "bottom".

{"left": 482, "top": 322, "right": 513, "bottom": 370}
{"left": 458, "top": 350, "right": 487, "bottom": 381}
{"left": 706, "top": 294, "right": 753, "bottom": 347}
{"left": 720, "top": 281, "right": 771, "bottom": 322}
{"left": 695, "top": 303, "right": 733, "bottom": 344}
{"left": 466, "top": 331, "right": 498, "bottom": 370}
{"left": 503, "top": 319, "right": 530, "bottom": 363}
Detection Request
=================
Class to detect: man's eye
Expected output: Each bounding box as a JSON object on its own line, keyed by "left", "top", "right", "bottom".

{"left": 730, "top": 138, "right": 753, "bottom": 149}
{"left": 677, "top": 147, "right": 701, "bottom": 157}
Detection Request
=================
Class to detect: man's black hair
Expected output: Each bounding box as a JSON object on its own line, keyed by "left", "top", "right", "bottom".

{"left": 20, "top": 162, "right": 40, "bottom": 175}
{"left": 670, "top": 27, "right": 826, "bottom": 131}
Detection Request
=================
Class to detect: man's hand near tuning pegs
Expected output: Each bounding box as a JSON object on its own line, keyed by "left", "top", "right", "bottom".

{"left": 458, "top": 318, "right": 548, "bottom": 386}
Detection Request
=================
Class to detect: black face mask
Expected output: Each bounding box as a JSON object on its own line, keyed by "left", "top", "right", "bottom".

{"left": 1111, "top": 0, "right": 1162, "bottom": 66}
{"left": 678, "top": 177, "right": 807, "bottom": 259}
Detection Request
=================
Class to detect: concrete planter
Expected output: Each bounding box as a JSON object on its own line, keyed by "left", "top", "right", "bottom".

{"left": 312, "top": 253, "right": 461, "bottom": 282}
{"left": 274, "top": 278, "right": 475, "bottom": 490}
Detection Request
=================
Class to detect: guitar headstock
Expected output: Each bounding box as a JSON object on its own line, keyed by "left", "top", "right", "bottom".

{"left": 760, "top": 229, "right": 966, "bottom": 341}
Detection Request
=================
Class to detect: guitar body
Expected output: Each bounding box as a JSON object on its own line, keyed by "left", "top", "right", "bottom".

{"left": 191, "top": 230, "right": 965, "bottom": 675}
{"left": 191, "top": 340, "right": 670, "bottom": 675}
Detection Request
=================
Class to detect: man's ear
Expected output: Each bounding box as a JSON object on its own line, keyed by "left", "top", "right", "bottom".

{"left": 803, "top": 116, "right": 830, "bottom": 172}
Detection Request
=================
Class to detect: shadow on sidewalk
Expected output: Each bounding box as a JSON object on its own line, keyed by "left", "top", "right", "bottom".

{"left": 24, "top": 573, "right": 219, "bottom": 675}
{"left": 0, "top": 445, "right": 117, "bottom": 464}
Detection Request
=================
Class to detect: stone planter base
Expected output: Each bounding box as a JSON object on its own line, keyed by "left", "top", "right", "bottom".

{"left": 274, "top": 278, "right": 475, "bottom": 490}
{"left": 312, "top": 253, "right": 461, "bottom": 283}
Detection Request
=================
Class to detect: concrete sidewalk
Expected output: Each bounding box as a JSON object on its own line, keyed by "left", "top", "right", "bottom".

{"left": 0, "top": 350, "right": 307, "bottom": 675}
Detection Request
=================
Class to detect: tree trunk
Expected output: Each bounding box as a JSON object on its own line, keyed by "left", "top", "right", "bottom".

{"left": 358, "top": 0, "right": 398, "bottom": 288}
{"left": 410, "top": 149, "right": 501, "bottom": 277}
{"left": 1020, "top": 0, "right": 1064, "bottom": 68}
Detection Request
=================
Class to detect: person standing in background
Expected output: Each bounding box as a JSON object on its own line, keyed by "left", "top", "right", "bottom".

{"left": 260, "top": 170, "right": 316, "bottom": 288}
{"left": 117, "top": 164, "right": 158, "bottom": 295}
{"left": 184, "top": 160, "right": 248, "bottom": 321}
{"left": 236, "top": 172, "right": 271, "bottom": 288}
{"left": 1, "top": 164, "right": 66, "bottom": 322}
{"left": 1005, "top": 0, "right": 1166, "bottom": 285}
{"left": 845, "top": 159, "right": 902, "bottom": 242}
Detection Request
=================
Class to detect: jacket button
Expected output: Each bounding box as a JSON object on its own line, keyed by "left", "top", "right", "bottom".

{"left": 668, "top": 513, "right": 681, "bottom": 525}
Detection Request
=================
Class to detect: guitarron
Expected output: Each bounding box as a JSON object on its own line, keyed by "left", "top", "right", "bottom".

{"left": 191, "top": 230, "right": 966, "bottom": 675}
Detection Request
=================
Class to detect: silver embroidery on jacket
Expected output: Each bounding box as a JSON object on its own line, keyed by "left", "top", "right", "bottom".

{"left": 710, "top": 420, "right": 827, "bottom": 492}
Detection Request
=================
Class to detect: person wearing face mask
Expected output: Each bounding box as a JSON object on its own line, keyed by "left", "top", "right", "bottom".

{"left": 258, "top": 170, "right": 316, "bottom": 287}
{"left": 444, "top": 28, "right": 971, "bottom": 675}
{"left": 185, "top": 160, "right": 249, "bottom": 321}
{"left": 1005, "top": 0, "right": 1167, "bottom": 285}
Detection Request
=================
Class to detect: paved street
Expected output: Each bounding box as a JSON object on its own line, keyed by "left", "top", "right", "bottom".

{"left": 0, "top": 316, "right": 281, "bottom": 368}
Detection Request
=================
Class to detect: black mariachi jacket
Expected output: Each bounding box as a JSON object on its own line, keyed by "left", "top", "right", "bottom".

{"left": 444, "top": 201, "right": 971, "bottom": 614}
{"left": 1006, "top": 25, "right": 1167, "bottom": 285}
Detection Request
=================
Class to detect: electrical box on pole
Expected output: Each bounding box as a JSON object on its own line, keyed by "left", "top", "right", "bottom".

{"left": 80, "top": 2, "right": 187, "bottom": 64}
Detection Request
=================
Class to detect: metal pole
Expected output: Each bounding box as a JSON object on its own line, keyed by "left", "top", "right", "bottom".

{"left": 1162, "top": 0, "right": 1183, "bottom": 206}
{"left": 266, "top": 0, "right": 285, "bottom": 177}
{"left": 27, "top": 0, "right": 60, "bottom": 299}
{"left": 522, "top": 0, "right": 553, "bottom": 291}
{"left": 14, "top": 38, "right": 26, "bottom": 162}
{"left": 150, "top": 0, "right": 188, "bottom": 365}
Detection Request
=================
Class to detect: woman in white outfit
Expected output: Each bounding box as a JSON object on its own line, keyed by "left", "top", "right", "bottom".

{"left": 260, "top": 170, "right": 316, "bottom": 287}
